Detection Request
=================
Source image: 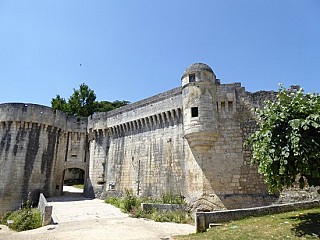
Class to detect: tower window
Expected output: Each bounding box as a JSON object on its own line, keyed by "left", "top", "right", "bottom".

{"left": 189, "top": 74, "right": 195, "bottom": 82}
{"left": 191, "top": 107, "right": 198, "bottom": 117}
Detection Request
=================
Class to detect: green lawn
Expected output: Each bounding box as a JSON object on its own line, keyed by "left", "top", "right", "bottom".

{"left": 72, "top": 184, "right": 84, "bottom": 189}
{"left": 175, "top": 207, "right": 320, "bottom": 240}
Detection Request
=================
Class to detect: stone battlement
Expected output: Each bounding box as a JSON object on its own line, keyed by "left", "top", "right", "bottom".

{"left": 0, "top": 103, "right": 87, "bottom": 132}
{"left": 0, "top": 63, "right": 285, "bottom": 217}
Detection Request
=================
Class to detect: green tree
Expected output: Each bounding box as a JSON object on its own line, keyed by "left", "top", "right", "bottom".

{"left": 246, "top": 85, "right": 320, "bottom": 192}
{"left": 51, "top": 94, "right": 69, "bottom": 113}
{"left": 111, "top": 100, "right": 130, "bottom": 109}
{"left": 68, "top": 83, "right": 97, "bottom": 117}
{"left": 95, "top": 100, "right": 130, "bottom": 112}
{"left": 51, "top": 83, "right": 129, "bottom": 117}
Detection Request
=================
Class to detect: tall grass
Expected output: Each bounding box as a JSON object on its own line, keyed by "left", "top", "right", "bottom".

{"left": 105, "top": 190, "right": 192, "bottom": 224}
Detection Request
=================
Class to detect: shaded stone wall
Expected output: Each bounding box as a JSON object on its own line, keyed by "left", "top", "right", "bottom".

{"left": 0, "top": 103, "right": 88, "bottom": 217}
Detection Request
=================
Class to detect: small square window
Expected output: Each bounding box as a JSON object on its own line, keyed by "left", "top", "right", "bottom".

{"left": 189, "top": 74, "right": 195, "bottom": 82}
{"left": 109, "top": 183, "right": 116, "bottom": 191}
{"left": 191, "top": 107, "right": 198, "bottom": 117}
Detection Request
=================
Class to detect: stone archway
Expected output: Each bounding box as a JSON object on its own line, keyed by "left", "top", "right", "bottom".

{"left": 61, "top": 167, "right": 86, "bottom": 195}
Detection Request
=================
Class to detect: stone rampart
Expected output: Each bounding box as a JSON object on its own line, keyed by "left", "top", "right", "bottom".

{"left": 88, "top": 87, "right": 182, "bottom": 131}
{"left": 88, "top": 110, "right": 185, "bottom": 198}
{"left": 103, "top": 87, "right": 181, "bottom": 118}
{"left": 0, "top": 63, "right": 295, "bottom": 217}
{"left": 0, "top": 103, "right": 87, "bottom": 133}
{"left": 0, "top": 103, "right": 88, "bottom": 217}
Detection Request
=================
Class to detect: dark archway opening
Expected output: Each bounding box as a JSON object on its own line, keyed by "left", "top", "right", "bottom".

{"left": 62, "top": 168, "right": 85, "bottom": 196}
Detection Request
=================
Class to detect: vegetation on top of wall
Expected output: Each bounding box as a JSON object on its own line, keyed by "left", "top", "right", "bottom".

{"left": 246, "top": 85, "right": 320, "bottom": 192}
{"left": 105, "top": 189, "right": 192, "bottom": 224}
{"left": 51, "top": 83, "right": 130, "bottom": 117}
{"left": 1, "top": 193, "right": 42, "bottom": 232}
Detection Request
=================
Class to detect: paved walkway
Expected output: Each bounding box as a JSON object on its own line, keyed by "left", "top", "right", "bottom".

{"left": 0, "top": 186, "right": 195, "bottom": 240}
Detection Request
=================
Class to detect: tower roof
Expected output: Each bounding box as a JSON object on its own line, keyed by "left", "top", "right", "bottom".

{"left": 181, "top": 63, "right": 214, "bottom": 79}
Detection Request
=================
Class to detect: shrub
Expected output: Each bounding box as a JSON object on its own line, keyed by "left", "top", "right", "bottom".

{"left": 105, "top": 196, "right": 121, "bottom": 208}
{"left": 1, "top": 192, "right": 42, "bottom": 232}
{"left": 160, "top": 193, "right": 185, "bottom": 204}
{"left": 135, "top": 208, "right": 191, "bottom": 224}
{"left": 105, "top": 189, "right": 141, "bottom": 213}
{"left": 1, "top": 208, "right": 42, "bottom": 232}
{"left": 150, "top": 210, "right": 188, "bottom": 223}
{"left": 104, "top": 191, "right": 193, "bottom": 224}
{"left": 122, "top": 189, "right": 139, "bottom": 212}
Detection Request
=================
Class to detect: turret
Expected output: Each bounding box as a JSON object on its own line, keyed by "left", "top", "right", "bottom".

{"left": 181, "top": 63, "right": 219, "bottom": 152}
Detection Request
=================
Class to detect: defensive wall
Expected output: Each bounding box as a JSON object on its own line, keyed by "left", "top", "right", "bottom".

{"left": 86, "top": 63, "right": 278, "bottom": 211}
{"left": 0, "top": 103, "right": 89, "bottom": 217}
{"left": 0, "top": 63, "right": 279, "bottom": 216}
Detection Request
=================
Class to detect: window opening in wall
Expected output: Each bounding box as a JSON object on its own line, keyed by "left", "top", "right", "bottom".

{"left": 191, "top": 107, "right": 199, "bottom": 117}
{"left": 109, "top": 183, "right": 116, "bottom": 191}
{"left": 221, "top": 102, "right": 225, "bottom": 111}
{"left": 228, "top": 101, "right": 233, "bottom": 113}
{"left": 216, "top": 102, "right": 219, "bottom": 111}
{"left": 189, "top": 73, "right": 195, "bottom": 82}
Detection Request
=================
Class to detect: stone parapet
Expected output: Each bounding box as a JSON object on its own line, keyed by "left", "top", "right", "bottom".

{"left": 0, "top": 103, "right": 87, "bottom": 133}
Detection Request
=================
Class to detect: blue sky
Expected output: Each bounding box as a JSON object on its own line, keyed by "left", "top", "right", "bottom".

{"left": 0, "top": 1, "right": 319, "bottom": 106}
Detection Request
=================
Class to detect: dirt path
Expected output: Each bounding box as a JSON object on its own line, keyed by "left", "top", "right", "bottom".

{"left": 0, "top": 186, "right": 195, "bottom": 240}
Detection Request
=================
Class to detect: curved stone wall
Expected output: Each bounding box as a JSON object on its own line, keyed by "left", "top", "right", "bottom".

{"left": 0, "top": 103, "right": 88, "bottom": 217}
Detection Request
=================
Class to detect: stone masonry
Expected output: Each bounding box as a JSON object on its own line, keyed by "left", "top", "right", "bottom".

{"left": 0, "top": 63, "right": 278, "bottom": 217}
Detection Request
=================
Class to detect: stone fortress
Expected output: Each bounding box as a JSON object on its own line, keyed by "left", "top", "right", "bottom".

{"left": 0, "top": 63, "right": 278, "bottom": 217}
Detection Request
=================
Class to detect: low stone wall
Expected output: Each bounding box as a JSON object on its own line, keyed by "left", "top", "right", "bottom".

{"left": 196, "top": 200, "right": 320, "bottom": 232}
{"left": 38, "top": 194, "right": 52, "bottom": 226}
{"left": 141, "top": 203, "right": 185, "bottom": 212}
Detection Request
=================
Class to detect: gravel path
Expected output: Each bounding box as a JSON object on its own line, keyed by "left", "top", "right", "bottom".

{"left": 0, "top": 186, "right": 195, "bottom": 240}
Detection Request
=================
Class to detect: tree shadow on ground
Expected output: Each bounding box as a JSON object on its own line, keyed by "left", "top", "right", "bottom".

{"left": 289, "top": 212, "right": 320, "bottom": 238}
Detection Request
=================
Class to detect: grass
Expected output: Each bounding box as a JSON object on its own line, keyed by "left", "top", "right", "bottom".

{"left": 105, "top": 190, "right": 192, "bottom": 224}
{"left": 72, "top": 184, "right": 84, "bottom": 189}
{"left": 175, "top": 207, "right": 320, "bottom": 240}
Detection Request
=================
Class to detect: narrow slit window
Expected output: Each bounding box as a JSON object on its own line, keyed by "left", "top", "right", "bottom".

{"left": 191, "top": 107, "right": 199, "bottom": 117}
{"left": 189, "top": 73, "right": 195, "bottom": 82}
{"left": 228, "top": 101, "right": 233, "bottom": 113}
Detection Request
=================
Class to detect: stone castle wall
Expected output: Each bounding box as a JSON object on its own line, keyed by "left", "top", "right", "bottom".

{"left": 0, "top": 63, "right": 281, "bottom": 216}
{"left": 87, "top": 88, "right": 185, "bottom": 197}
{"left": 0, "top": 103, "right": 88, "bottom": 216}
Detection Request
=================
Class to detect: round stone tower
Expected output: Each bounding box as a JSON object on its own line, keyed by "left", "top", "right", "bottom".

{"left": 181, "top": 63, "right": 219, "bottom": 152}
